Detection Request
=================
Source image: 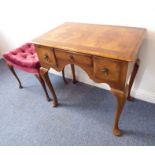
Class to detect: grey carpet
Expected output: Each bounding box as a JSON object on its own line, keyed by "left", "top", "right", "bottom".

{"left": 0, "top": 59, "right": 155, "bottom": 146}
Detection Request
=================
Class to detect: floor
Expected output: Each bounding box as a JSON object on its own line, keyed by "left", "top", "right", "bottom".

{"left": 0, "top": 59, "right": 155, "bottom": 146}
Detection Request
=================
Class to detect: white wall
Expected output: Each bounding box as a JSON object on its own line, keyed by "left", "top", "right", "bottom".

{"left": 0, "top": 0, "right": 155, "bottom": 103}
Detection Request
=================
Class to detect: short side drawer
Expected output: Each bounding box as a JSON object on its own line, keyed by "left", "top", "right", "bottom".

{"left": 35, "top": 45, "right": 57, "bottom": 68}
{"left": 93, "top": 56, "right": 121, "bottom": 83}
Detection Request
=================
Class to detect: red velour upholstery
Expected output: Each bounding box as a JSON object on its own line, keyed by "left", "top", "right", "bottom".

{"left": 3, "top": 43, "right": 40, "bottom": 74}
{"left": 3, "top": 43, "right": 40, "bottom": 69}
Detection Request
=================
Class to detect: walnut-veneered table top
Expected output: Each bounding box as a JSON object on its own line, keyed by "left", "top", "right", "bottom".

{"left": 32, "top": 22, "right": 146, "bottom": 61}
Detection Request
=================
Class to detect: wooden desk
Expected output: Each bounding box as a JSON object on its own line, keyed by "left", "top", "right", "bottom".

{"left": 32, "top": 22, "right": 146, "bottom": 136}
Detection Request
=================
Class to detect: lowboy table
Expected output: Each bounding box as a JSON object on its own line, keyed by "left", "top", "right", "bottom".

{"left": 32, "top": 22, "right": 146, "bottom": 136}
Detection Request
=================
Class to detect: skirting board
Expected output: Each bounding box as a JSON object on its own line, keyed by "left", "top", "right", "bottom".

{"left": 49, "top": 68, "right": 155, "bottom": 104}
{"left": 131, "top": 89, "right": 155, "bottom": 104}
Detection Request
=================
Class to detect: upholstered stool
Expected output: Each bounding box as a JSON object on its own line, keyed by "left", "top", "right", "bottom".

{"left": 2, "top": 43, "right": 67, "bottom": 101}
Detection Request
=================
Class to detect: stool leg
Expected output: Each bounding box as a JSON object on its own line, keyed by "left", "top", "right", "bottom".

{"left": 35, "top": 74, "right": 51, "bottom": 102}
{"left": 62, "top": 68, "right": 68, "bottom": 84}
{"left": 7, "top": 63, "right": 23, "bottom": 88}
{"left": 70, "top": 64, "right": 78, "bottom": 84}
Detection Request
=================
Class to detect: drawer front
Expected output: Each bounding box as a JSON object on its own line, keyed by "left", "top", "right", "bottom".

{"left": 35, "top": 46, "right": 57, "bottom": 67}
{"left": 55, "top": 48, "right": 92, "bottom": 66}
{"left": 93, "top": 56, "right": 121, "bottom": 82}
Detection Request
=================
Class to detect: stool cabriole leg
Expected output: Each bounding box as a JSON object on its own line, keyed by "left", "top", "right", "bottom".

{"left": 7, "top": 63, "right": 23, "bottom": 89}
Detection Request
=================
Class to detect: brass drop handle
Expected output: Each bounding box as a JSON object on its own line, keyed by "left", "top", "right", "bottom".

{"left": 101, "top": 68, "right": 109, "bottom": 76}
{"left": 44, "top": 54, "right": 49, "bottom": 61}
{"left": 69, "top": 55, "right": 74, "bottom": 61}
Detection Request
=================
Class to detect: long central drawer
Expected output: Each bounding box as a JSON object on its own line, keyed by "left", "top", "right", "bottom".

{"left": 54, "top": 48, "right": 93, "bottom": 67}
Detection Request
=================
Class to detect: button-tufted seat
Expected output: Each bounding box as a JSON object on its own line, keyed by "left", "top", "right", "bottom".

{"left": 2, "top": 43, "right": 68, "bottom": 101}
{"left": 3, "top": 43, "right": 40, "bottom": 73}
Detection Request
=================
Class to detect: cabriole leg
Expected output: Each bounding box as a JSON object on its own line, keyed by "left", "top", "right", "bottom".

{"left": 70, "top": 64, "right": 78, "bottom": 84}
{"left": 62, "top": 68, "right": 68, "bottom": 84}
{"left": 111, "top": 89, "right": 127, "bottom": 136}
{"left": 35, "top": 74, "right": 51, "bottom": 101}
{"left": 127, "top": 58, "right": 140, "bottom": 101}
{"left": 40, "top": 67, "right": 58, "bottom": 107}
